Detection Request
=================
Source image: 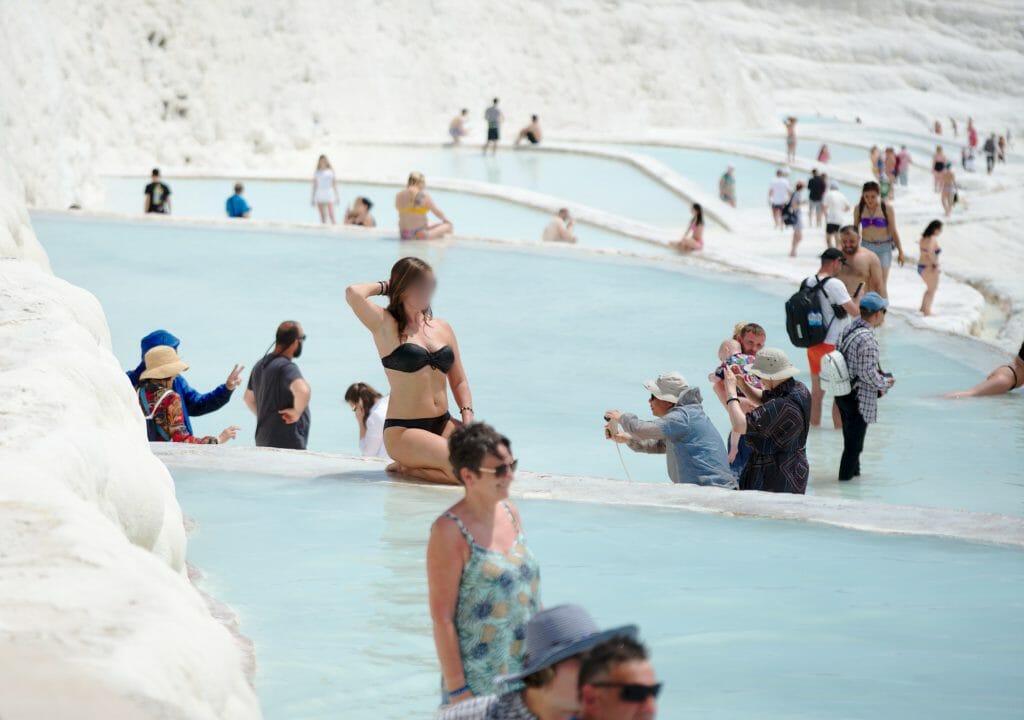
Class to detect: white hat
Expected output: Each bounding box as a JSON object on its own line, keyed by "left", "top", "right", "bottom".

{"left": 747, "top": 348, "right": 800, "bottom": 382}
{"left": 642, "top": 372, "right": 689, "bottom": 403}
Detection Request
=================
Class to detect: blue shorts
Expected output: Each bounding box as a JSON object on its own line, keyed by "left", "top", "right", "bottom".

{"left": 862, "top": 239, "right": 893, "bottom": 269}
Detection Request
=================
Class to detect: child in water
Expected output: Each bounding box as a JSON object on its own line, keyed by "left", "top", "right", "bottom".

{"left": 709, "top": 339, "right": 763, "bottom": 462}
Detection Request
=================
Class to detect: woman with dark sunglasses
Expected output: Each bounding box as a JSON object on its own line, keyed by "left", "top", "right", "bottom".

{"left": 428, "top": 423, "right": 541, "bottom": 707}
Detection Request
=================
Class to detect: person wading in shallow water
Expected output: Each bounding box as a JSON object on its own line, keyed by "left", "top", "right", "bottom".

{"left": 722, "top": 348, "right": 812, "bottom": 494}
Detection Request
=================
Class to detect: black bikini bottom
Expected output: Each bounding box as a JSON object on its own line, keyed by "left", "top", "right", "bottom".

{"left": 384, "top": 412, "right": 451, "bottom": 436}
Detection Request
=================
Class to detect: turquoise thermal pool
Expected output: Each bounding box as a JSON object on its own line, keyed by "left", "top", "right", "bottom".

{"left": 173, "top": 464, "right": 1024, "bottom": 720}
{"left": 102, "top": 176, "right": 679, "bottom": 255}
{"left": 107, "top": 143, "right": 692, "bottom": 227}
{"left": 33, "top": 213, "right": 1024, "bottom": 516}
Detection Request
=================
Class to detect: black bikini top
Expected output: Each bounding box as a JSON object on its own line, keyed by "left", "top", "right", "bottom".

{"left": 381, "top": 343, "right": 455, "bottom": 374}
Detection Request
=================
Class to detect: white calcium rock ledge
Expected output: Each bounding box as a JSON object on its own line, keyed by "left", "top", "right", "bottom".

{"left": 154, "top": 445, "right": 1024, "bottom": 549}
{"left": 0, "top": 159, "right": 260, "bottom": 719}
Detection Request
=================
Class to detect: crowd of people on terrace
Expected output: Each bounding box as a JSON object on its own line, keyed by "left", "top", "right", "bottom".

{"left": 125, "top": 107, "right": 1023, "bottom": 716}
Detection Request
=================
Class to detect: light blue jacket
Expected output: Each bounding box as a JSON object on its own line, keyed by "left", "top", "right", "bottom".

{"left": 619, "top": 387, "right": 737, "bottom": 489}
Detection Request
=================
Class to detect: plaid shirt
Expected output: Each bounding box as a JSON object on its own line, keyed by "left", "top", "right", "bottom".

{"left": 435, "top": 691, "right": 536, "bottom": 720}
{"left": 840, "top": 319, "right": 889, "bottom": 423}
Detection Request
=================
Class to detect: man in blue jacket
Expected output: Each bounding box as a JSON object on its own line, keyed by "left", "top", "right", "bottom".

{"left": 605, "top": 372, "right": 737, "bottom": 489}
{"left": 126, "top": 329, "right": 243, "bottom": 435}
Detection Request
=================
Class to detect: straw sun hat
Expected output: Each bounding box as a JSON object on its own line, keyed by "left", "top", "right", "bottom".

{"left": 747, "top": 347, "right": 800, "bottom": 382}
{"left": 139, "top": 345, "right": 189, "bottom": 381}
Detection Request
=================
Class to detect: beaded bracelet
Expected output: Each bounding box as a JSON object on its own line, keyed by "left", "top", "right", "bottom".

{"left": 449, "top": 685, "right": 470, "bottom": 697}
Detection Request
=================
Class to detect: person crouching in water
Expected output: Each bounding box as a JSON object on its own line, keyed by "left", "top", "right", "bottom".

{"left": 137, "top": 346, "right": 239, "bottom": 444}
{"left": 604, "top": 372, "right": 737, "bottom": 489}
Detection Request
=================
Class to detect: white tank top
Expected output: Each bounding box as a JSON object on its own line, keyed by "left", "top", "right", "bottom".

{"left": 314, "top": 168, "right": 334, "bottom": 194}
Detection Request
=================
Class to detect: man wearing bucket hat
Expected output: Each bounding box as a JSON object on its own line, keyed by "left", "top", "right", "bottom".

{"left": 436, "top": 604, "right": 638, "bottom": 720}
{"left": 835, "top": 292, "right": 895, "bottom": 481}
{"left": 604, "top": 372, "right": 737, "bottom": 489}
{"left": 722, "top": 348, "right": 812, "bottom": 494}
{"left": 136, "top": 346, "right": 240, "bottom": 445}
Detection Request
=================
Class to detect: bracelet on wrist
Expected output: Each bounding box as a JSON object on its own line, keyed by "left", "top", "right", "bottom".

{"left": 449, "top": 685, "right": 470, "bottom": 697}
{"left": 460, "top": 406, "right": 474, "bottom": 414}
{"left": 727, "top": 397, "right": 740, "bottom": 404}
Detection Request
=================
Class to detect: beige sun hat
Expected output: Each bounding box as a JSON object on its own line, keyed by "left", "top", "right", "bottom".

{"left": 747, "top": 348, "right": 800, "bottom": 382}
{"left": 139, "top": 345, "right": 189, "bottom": 381}
{"left": 642, "top": 372, "right": 689, "bottom": 403}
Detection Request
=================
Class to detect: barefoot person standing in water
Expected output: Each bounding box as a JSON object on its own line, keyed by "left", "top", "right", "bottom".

{"left": 346, "top": 257, "right": 473, "bottom": 483}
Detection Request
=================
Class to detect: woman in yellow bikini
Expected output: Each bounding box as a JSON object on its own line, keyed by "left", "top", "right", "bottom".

{"left": 395, "top": 172, "right": 454, "bottom": 241}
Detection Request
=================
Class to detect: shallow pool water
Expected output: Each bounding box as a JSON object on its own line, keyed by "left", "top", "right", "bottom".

{"left": 173, "top": 465, "right": 1024, "bottom": 720}
{"left": 615, "top": 144, "right": 861, "bottom": 207}
{"left": 109, "top": 143, "right": 691, "bottom": 227}
{"left": 34, "top": 213, "right": 1024, "bottom": 515}
{"left": 102, "top": 176, "right": 677, "bottom": 257}
{"left": 735, "top": 136, "right": 868, "bottom": 166}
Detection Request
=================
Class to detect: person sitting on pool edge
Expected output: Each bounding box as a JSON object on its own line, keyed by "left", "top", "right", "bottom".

{"left": 137, "top": 345, "right": 240, "bottom": 444}
{"left": 604, "top": 372, "right": 738, "bottom": 489}
{"left": 127, "top": 329, "right": 244, "bottom": 438}
{"left": 434, "top": 604, "right": 638, "bottom": 719}
{"left": 344, "top": 196, "right": 376, "bottom": 227}
{"left": 515, "top": 115, "right": 543, "bottom": 146}
{"left": 395, "top": 172, "right": 453, "bottom": 241}
{"left": 542, "top": 208, "right": 577, "bottom": 243}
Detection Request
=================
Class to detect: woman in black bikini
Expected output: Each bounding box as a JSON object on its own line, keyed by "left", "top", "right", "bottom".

{"left": 945, "top": 341, "right": 1024, "bottom": 399}
{"left": 346, "top": 257, "right": 473, "bottom": 483}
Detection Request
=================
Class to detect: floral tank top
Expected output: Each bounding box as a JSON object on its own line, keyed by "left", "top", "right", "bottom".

{"left": 445, "top": 503, "right": 541, "bottom": 697}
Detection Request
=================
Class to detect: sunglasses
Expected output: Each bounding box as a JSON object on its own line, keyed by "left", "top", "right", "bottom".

{"left": 591, "top": 682, "right": 663, "bottom": 703}
{"left": 477, "top": 459, "right": 518, "bottom": 478}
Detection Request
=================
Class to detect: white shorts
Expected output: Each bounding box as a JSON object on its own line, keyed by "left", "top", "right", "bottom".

{"left": 315, "top": 189, "right": 336, "bottom": 205}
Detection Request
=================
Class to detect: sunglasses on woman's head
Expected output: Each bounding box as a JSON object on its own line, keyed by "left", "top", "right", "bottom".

{"left": 591, "top": 682, "right": 662, "bottom": 703}
{"left": 477, "top": 459, "right": 518, "bottom": 478}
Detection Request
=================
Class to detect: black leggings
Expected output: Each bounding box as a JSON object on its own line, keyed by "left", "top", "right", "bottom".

{"left": 383, "top": 412, "right": 451, "bottom": 436}
{"left": 835, "top": 393, "right": 868, "bottom": 481}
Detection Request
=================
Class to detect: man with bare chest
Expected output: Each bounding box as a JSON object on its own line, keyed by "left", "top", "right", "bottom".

{"left": 837, "top": 226, "right": 884, "bottom": 298}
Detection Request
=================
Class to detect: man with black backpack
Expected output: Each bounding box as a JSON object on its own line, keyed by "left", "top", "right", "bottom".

{"left": 785, "top": 248, "right": 860, "bottom": 427}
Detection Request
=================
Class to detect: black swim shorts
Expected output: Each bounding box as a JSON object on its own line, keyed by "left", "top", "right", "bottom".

{"left": 487, "top": 127, "right": 499, "bottom": 141}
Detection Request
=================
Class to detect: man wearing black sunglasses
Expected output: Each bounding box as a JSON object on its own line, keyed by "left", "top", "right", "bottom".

{"left": 579, "top": 636, "right": 659, "bottom": 720}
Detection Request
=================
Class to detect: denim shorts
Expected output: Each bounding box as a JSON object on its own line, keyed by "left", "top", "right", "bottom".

{"left": 862, "top": 239, "right": 893, "bottom": 269}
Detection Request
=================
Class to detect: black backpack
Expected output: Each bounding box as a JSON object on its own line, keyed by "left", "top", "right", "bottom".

{"left": 785, "top": 277, "right": 833, "bottom": 348}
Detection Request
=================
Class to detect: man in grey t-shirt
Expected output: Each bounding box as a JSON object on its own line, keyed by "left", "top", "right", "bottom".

{"left": 244, "top": 321, "right": 311, "bottom": 450}
{"left": 483, "top": 97, "right": 503, "bottom": 155}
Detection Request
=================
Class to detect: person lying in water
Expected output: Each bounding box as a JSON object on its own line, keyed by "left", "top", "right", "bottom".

{"left": 945, "top": 341, "right": 1024, "bottom": 398}
{"left": 345, "top": 257, "right": 473, "bottom": 483}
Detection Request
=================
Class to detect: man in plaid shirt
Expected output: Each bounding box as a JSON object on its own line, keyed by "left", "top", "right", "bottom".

{"left": 836, "top": 292, "right": 895, "bottom": 481}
